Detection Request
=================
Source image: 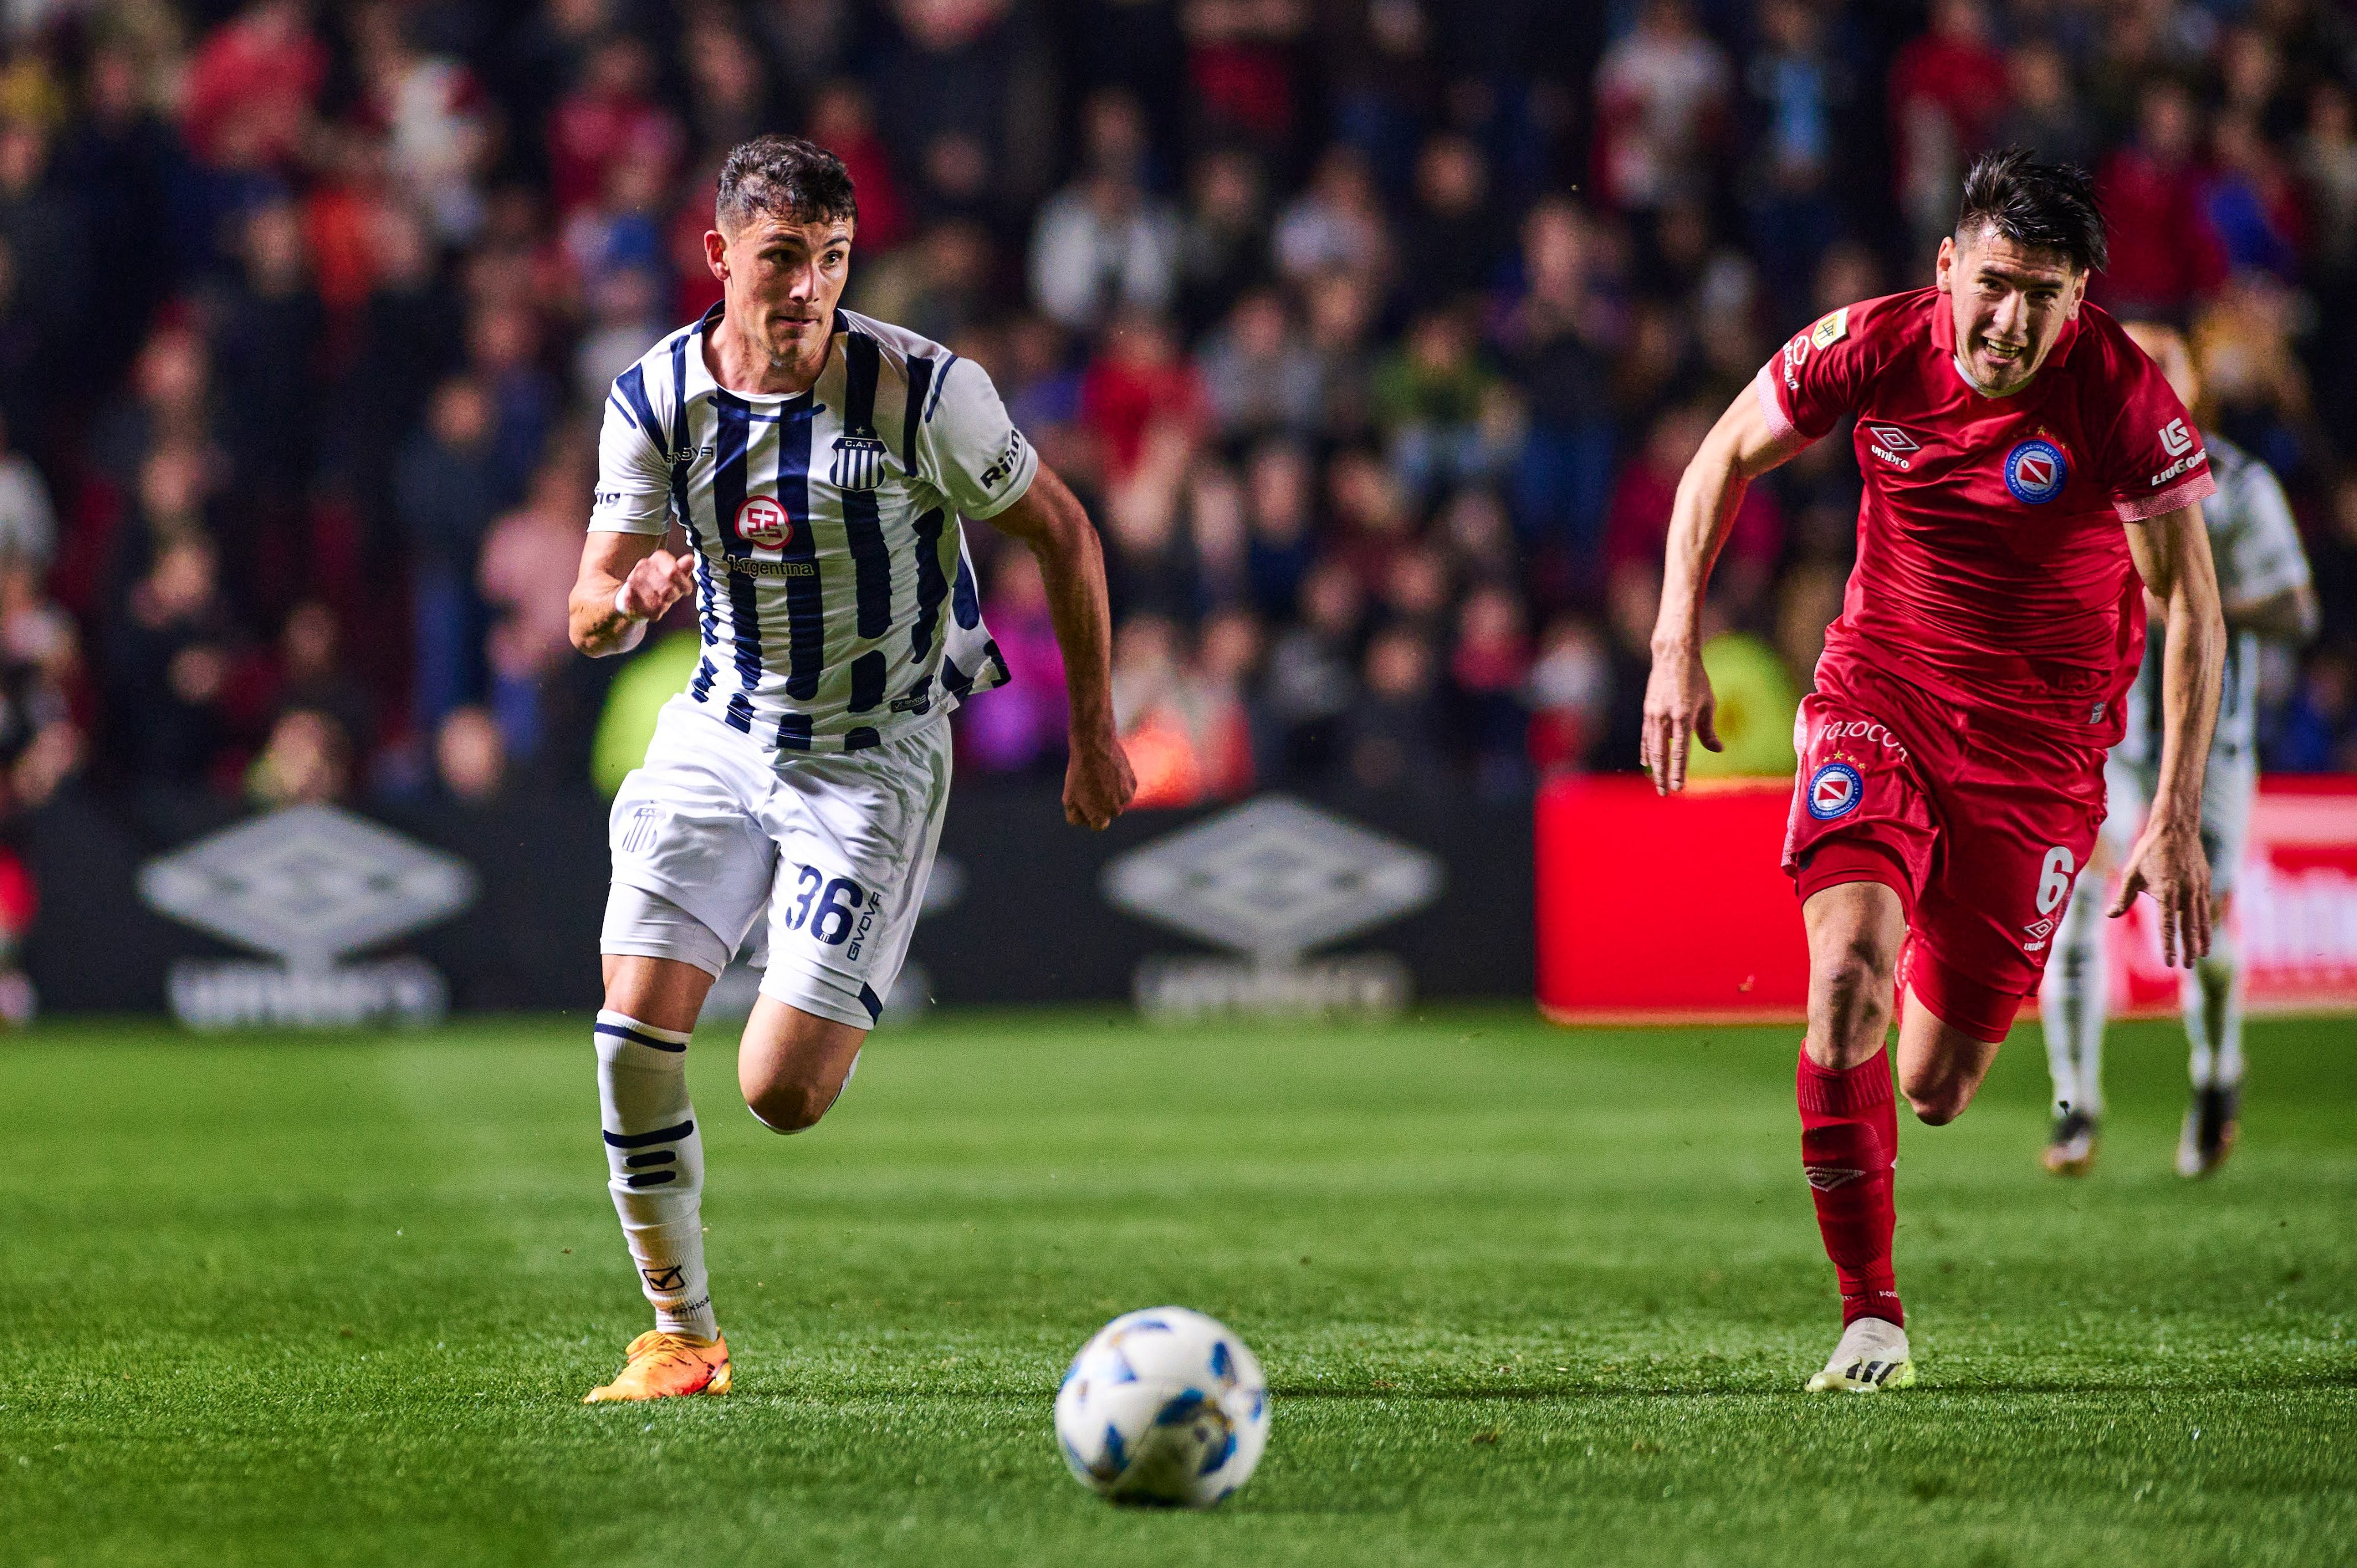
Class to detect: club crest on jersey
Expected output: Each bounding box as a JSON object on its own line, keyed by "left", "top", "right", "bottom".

{"left": 2004, "top": 438, "right": 2068, "bottom": 504}
{"left": 1806, "top": 761, "right": 1864, "bottom": 821}
{"left": 734, "top": 494, "right": 791, "bottom": 549}
{"left": 832, "top": 433, "right": 887, "bottom": 493}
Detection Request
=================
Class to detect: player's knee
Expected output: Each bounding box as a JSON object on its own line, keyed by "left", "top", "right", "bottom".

{"left": 745, "top": 1077, "right": 832, "bottom": 1134}
{"left": 1815, "top": 935, "right": 1897, "bottom": 1046}
{"left": 1900, "top": 1073, "right": 1967, "bottom": 1126}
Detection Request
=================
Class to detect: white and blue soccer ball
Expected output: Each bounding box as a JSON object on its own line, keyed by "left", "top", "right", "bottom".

{"left": 1054, "top": 1306, "right": 1269, "bottom": 1508}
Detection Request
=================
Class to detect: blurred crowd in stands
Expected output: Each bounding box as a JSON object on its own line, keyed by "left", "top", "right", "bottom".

{"left": 0, "top": 0, "right": 2352, "bottom": 836}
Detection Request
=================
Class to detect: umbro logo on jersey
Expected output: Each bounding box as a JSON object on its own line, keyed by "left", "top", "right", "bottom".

{"left": 832, "top": 434, "right": 887, "bottom": 492}
{"left": 1866, "top": 425, "right": 1918, "bottom": 469}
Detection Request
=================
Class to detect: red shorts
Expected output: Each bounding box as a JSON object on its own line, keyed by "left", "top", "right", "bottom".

{"left": 1783, "top": 657, "right": 2107, "bottom": 1043}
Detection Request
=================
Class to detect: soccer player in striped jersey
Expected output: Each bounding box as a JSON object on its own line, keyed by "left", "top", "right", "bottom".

{"left": 2039, "top": 323, "right": 2318, "bottom": 1178}
{"left": 564, "top": 136, "right": 1135, "bottom": 1401}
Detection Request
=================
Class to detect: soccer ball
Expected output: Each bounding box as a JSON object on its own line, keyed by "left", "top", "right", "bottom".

{"left": 1054, "top": 1306, "right": 1269, "bottom": 1508}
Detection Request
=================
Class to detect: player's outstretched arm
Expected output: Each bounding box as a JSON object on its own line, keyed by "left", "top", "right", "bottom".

{"left": 984, "top": 461, "right": 1136, "bottom": 830}
{"left": 569, "top": 528, "right": 695, "bottom": 657}
{"left": 2114, "top": 503, "right": 2228, "bottom": 966}
{"left": 1641, "top": 382, "right": 1812, "bottom": 793}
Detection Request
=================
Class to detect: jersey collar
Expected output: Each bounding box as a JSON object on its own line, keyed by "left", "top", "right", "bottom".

{"left": 682, "top": 300, "right": 826, "bottom": 408}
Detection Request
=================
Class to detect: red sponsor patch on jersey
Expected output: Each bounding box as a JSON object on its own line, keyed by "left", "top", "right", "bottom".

{"left": 735, "top": 495, "right": 790, "bottom": 550}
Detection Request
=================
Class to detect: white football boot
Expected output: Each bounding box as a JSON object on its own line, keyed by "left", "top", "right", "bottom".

{"left": 1805, "top": 1316, "right": 1915, "bottom": 1392}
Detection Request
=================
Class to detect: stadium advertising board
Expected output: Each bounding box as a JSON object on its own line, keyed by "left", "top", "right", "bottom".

{"left": 28, "top": 785, "right": 1525, "bottom": 1018}
{"left": 1536, "top": 776, "right": 2357, "bottom": 1023}
{"left": 136, "top": 805, "right": 476, "bottom": 1029}
{"left": 1101, "top": 795, "right": 1444, "bottom": 1020}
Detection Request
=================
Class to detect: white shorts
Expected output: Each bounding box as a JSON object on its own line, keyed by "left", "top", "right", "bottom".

{"left": 602, "top": 695, "right": 953, "bottom": 1029}
{"left": 2102, "top": 751, "right": 2257, "bottom": 898}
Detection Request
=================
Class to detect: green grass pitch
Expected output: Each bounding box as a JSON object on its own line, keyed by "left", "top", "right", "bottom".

{"left": 2, "top": 1007, "right": 2351, "bottom": 1566}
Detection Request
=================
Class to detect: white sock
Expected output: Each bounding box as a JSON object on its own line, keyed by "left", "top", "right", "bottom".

{"left": 595, "top": 1010, "right": 719, "bottom": 1340}
{"left": 2184, "top": 930, "right": 2244, "bottom": 1090}
{"left": 2039, "top": 878, "right": 2108, "bottom": 1117}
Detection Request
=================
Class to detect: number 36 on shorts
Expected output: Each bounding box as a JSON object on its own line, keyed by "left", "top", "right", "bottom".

{"left": 780, "top": 865, "right": 883, "bottom": 959}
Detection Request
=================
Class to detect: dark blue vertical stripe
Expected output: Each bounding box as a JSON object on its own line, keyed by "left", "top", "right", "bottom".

{"left": 841, "top": 331, "right": 881, "bottom": 430}
{"left": 776, "top": 711, "right": 813, "bottom": 750}
{"left": 901, "top": 356, "right": 934, "bottom": 470}
{"left": 840, "top": 334, "right": 893, "bottom": 638}
{"left": 617, "top": 364, "right": 665, "bottom": 458}
{"left": 711, "top": 393, "right": 764, "bottom": 699}
{"left": 924, "top": 354, "right": 958, "bottom": 423}
{"left": 777, "top": 400, "right": 823, "bottom": 701}
{"left": 666, "top": 333, "right": 690, "bottom": 455}
{"left": 952, "top": 552, "right": 982, "bottom": 630}
{"left": 842, "top": 493, "right": 891, "bottom": 638}
{"left": 910, "top": 508, "right": 947, "bottom": 659}
{"left": 693, "top": 550, "right": 717, "bottom": 644}
{"left": 848, "top": 650, "right": 886, "bottom": 713}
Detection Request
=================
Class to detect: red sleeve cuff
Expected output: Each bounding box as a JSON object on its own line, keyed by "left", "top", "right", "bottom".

{"left": 2114, "top": 468, "right": 2218, "bottom": 522}
{"left": 1752, "top": 363, "right": 1802, "bottom": 444}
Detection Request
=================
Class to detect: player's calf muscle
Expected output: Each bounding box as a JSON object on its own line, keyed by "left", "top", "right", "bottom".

{"left": 739, "top": 1005, "right": 866, "bottom": 1133}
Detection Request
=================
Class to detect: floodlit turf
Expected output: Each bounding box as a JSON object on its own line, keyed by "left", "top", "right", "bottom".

{"left": 2, "top": 1007, "right": 2351, "bottom": 1567}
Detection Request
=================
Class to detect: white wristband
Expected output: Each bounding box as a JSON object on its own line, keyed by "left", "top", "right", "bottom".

{"left": 610, "top": 582, "right": 649, "bottom": 653}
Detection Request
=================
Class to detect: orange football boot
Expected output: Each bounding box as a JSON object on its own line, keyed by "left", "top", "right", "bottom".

{"left": 583, "top": 1330, "right": 733, "bottom": 1403}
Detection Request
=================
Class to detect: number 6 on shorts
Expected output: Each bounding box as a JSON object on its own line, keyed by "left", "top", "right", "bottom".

{"left": 2036, "top": 845, "right": 2076, "bottom": 915}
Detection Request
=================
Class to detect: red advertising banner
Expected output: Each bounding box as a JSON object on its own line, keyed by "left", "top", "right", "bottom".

{"left": 1536, "top": 775, "right": 2357, "bottom": 1024}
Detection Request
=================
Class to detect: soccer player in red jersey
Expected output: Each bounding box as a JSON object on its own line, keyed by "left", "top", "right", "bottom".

{"left": 1641, "top": 150, "right": 2226, "bottom": 1391}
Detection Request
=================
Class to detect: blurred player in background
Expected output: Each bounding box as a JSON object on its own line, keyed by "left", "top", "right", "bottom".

{"left": 566, "top": 136, "right": 1134, "bottom": 1401}
{"left": 2040, "top": 323, "right": 2318, "bottom": 1179}
{"left": 1643, "top": 151, "right": 2225, "bottom": 1392}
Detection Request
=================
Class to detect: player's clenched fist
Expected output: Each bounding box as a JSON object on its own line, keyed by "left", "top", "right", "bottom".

{"left": 1065, "top": 734, "right": 1136, "bottom": 830}
{"left": 619, "top": 548, "right": 696, "bottom": 621}
{"left": 1639, "top": 638, "right": 1722, "bottom": 795}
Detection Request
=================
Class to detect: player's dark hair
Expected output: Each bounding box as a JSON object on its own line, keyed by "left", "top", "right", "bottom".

{"left": 1954, "top": 147, "right": 2108, "bottom": 274}
{"left": 715, "top": 135, "right": 857, "bottom": 233}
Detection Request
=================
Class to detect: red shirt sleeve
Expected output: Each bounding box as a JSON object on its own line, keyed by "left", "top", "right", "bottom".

{"left": 1752, "top": 302, "right": 1878, "bottom": 444}
{"left": 2089, "top": 325, "right": 2219, "bottom": 522}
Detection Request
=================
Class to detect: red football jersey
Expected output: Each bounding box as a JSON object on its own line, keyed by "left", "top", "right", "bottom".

{"left": 1755, "top": 287, "right": 2216, "bottom": 745}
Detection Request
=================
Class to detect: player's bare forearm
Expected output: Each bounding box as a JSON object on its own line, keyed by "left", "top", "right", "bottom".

{"left": 1642, "top": 383, "right": 1811, "bottom": 792}
{"left": 570, "top": 529, "right": 693, "bottom": 657}
{"left": 2116, "top": 503, "right": 2226, "bottom": 963}
{"left": 986, "top": 463, "right": 1136, "bottom": 829}
{"left": 2225, "top": 582, "right": 2320, "bottom": 644}
{"left": 2127, "top": 506, "right": 2225, "bottom": 830}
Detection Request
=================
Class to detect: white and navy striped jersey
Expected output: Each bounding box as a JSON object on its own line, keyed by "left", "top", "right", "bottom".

{"left": 591, "top": 304, "right": 1033, "bottom": 753}
{"left": 2117, "top": 434, "right": 2312, "bottom": 768}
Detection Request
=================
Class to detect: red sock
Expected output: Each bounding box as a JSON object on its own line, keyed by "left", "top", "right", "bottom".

{"left": 1797, "top": 1047, "right": 1904, "bottom": 1329}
